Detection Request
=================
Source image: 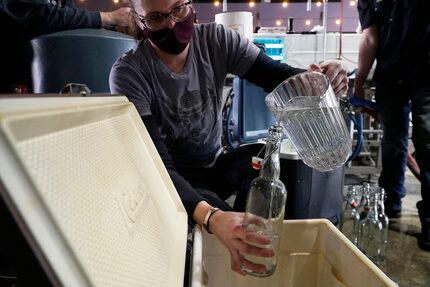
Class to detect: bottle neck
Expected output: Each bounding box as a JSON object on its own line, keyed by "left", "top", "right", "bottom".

{"left": 360, "top": 184, "right": 370, "bottom": 207}
{"left": 379, "top": 188, "right": 386, "bottom": 213}
{"left": 371, "top": 194, "right": 379, "bottom": 215}
{"left": 260, "top": 126, "right": 283, "bottom": 181}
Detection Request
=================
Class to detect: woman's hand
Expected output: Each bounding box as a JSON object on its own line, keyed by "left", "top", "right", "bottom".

{"left": 208, "top": 210, "right": 275, "bottom": 275}
{"left": 308, "top": 61, "right": 349, "bottom": 97}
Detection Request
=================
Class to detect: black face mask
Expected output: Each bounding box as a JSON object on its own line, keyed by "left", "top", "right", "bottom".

{"left": 143, "top": 12, "right": 194, "bottom": 55}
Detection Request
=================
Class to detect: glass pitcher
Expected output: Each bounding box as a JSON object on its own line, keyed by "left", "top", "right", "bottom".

{"left": 265, "top": 71, "right": 351, "bottom": 172}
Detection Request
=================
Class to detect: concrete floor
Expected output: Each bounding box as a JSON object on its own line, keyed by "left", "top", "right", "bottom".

{"left": 343, "top": 170, "right": 430, "bottom": 287}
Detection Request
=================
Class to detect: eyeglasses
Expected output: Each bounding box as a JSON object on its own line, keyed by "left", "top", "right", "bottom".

{"left": 134, "top": 1, "right": 192, "bottom": 31}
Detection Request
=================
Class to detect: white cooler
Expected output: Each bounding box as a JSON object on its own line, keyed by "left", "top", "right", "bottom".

{"left": 0, "top": 96, "right": 187, "bottom": 286}
{"left": 191, "top": 219, "right": 397, "bottom": 287}
{"left": 0, "top": 96, "right": 396, "bottom": 287}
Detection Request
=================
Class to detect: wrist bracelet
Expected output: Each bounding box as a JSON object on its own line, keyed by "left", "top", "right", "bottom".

{"left": 203, "top": 207, "right": 220, "bottom": 234}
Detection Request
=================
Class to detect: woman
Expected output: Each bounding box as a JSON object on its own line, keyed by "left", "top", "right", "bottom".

{"left": 110, "top": 0, "right": 348, "bottom": 275}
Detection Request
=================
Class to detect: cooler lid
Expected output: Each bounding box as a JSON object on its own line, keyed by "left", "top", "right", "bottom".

{"left": 0, "top": 96, "right": 187, "bottom": 287}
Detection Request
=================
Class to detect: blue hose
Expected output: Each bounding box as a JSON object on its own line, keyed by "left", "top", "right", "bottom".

{"left": 347, "top": 112, "right": 363, "bottom": 163}
{"left": 349, "top": 97, "right": 378, "bottom": 110}
{"left": 345, "top": 96, "right": 379, "bottom": 163}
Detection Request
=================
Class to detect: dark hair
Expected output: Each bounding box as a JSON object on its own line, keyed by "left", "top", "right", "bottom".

{"left": 125, "top": 0, "right": 145, "bottom": 41}
{"left": 128, "top": 17, "right": 145, "bottom": 41}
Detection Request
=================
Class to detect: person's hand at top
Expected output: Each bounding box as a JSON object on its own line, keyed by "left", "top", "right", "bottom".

{"left": 208, "top": 210, "right": 275, "bottom": 274}
{"left": 100, "top": 7, "right": 131, "bottom": 28}
{"left": 308, "top": 60, "right": 349, "bottom": 97}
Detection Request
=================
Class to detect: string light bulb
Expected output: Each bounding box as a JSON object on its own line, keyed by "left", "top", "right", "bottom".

{"left": 350, "top": 0, "right": 356, "bottom": 6}
{"left": 214, "top": 0, "right": 220, "bottom": 6}
{"left": 249, "top": 1, "right": 255, "bottom": 7}
{"left": 113, "top": 0, "right": 119, "bottom": 3}
{"left": 335, "top": 18, "right": 341, "bottom": 25}
{"left": 276, "top": 20, "right": 282, "bottom": 26}
{"left": 316, "top": 1, "right": 322, "bottom": 7}
{"left": 305, "top": 19, "right": 311, "bottom": 25}
{"left": 282, "top": 1, "right": 288, "bottom": 7}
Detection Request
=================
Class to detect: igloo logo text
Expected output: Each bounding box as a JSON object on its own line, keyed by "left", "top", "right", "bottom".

{"left": 117, "top": 180, "right": 150, "bottom": 235}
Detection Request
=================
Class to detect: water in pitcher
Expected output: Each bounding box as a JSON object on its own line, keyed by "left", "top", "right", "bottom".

{"left": 266, "top": 72, "right": 352, "bottom": 171}
{"left": 281, "top": 106, "right": 351, "bottom": 171}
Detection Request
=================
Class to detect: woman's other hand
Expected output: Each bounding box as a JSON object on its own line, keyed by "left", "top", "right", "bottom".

{"left": 308, "top": 60, "right": 349, "bottom": 97}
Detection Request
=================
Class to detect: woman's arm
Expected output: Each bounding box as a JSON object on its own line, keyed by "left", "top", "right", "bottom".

{"left": 141, "top": 115, "right": 206, "bottom": 217}
{"left": 242, "top": 51, "right": 305, "bottom": 92}
{"left": 243, "top": 51, "right": 348, "bottom": 96}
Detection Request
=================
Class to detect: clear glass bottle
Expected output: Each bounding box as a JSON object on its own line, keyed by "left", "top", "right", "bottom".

{"left": 342, "top": 185, "right": 360, "bottom": 245}
{"left": 361, "top": 192, "right": 383, "bottom": 262}
{"left": 355, "top": 182, "right": 371, "bottom": 250}
{"left": 377, "top": 187, "right": 389, "bottom": 260}
{"left": 241, "top": 125, "right": 287, "bottom": 277}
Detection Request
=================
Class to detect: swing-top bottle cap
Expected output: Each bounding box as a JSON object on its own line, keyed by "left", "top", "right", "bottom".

{"left": 251, "top": 156, "right": 263, "bottom": 170}
{"left": 269, "top": 125, "right": 283, "bottom": 133}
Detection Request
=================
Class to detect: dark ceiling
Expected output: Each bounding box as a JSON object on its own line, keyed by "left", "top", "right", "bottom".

{"left": 194, "top": 0, "right": 340, "bottom": 3}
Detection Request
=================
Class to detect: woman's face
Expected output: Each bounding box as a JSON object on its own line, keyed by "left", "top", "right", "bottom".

{"left": 132, "top": 0, "right": 194, "bottom": 55}
{"left": 133, "top": 0, "right": 192, "bottom": 32}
